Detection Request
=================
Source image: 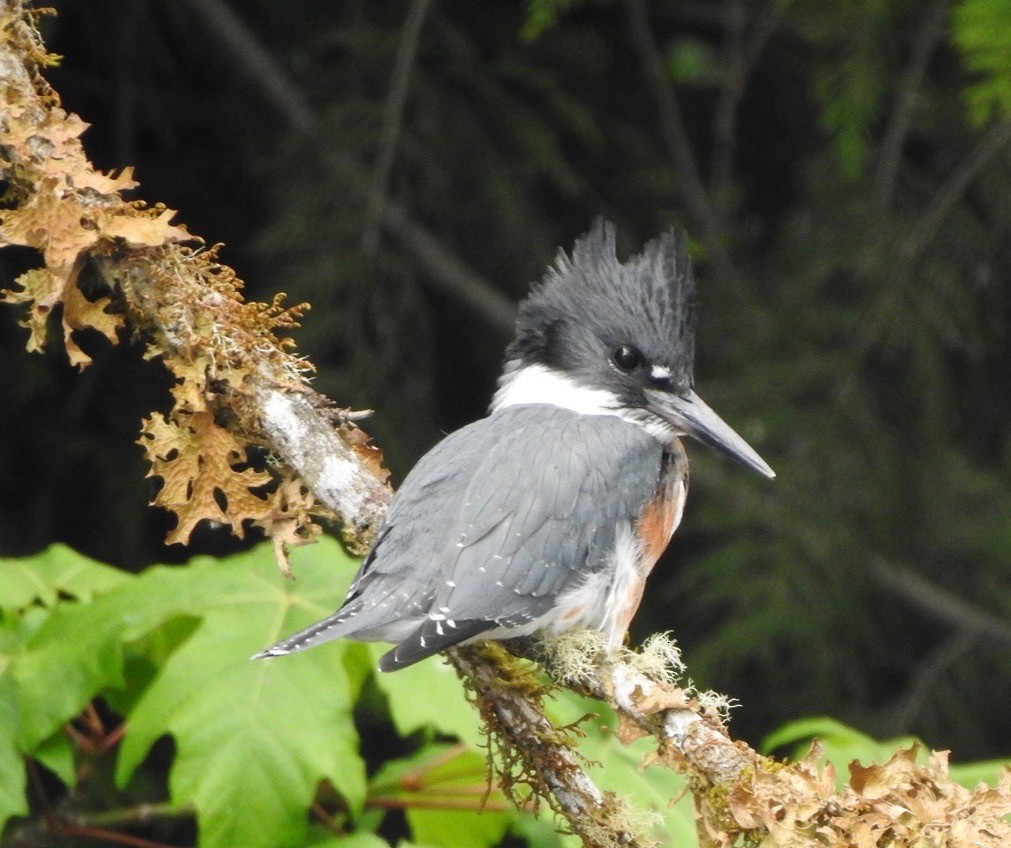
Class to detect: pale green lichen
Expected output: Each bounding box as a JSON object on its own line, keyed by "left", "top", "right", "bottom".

{"left": 628, "top": 631, "right": 685, "bottom": 685}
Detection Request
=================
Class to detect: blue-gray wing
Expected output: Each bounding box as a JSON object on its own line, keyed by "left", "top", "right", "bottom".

{"left": 380, "top": 406, "right": 663, "bottom": 668}
{"left": 256, "top": 405, "right": 662, "bottom": 667}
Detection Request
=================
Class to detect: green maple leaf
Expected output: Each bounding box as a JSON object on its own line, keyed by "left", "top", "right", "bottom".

{"left": 112, "top": 540, "right": 367, "bottom": 848}
{"left": 368, "top": 644, "right": 484, "bottom": 750}
{"left": 0, "top": 545, "right": 133, "bottom": 831}
{"left": 546, "top": 691, "right": 697, "bottom": 847}
{"left": 370, "top": 744, "right": 512, "bottom": 848}
{"left": 0, "top": 544, "right": 127, "bottom": 614}
{"left": 0, "top": 675, "right": 26, "bottom": 828}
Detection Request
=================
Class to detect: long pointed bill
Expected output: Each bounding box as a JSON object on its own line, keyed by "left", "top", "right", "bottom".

{"left": 645, "top": 389, "right": 776, "bottom": 479}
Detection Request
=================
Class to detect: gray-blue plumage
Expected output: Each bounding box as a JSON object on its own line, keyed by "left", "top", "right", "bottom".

{"left": 260, "top": 405, "right": 664, "bottom": 670}
{"left": 256, "top": 219, "right": 774, "bottom": 672}
{"left": 508, "top": 220, "right": 695, "bottom": 394}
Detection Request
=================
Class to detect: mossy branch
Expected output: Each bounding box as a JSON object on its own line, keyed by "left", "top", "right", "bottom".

{"left": 0, "top": 0, "right": 391, "bottom": 567}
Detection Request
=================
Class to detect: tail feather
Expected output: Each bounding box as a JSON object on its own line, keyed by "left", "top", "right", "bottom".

{"left": 253, "top": 602, "right": 364, "bottom": 658}
{"left": 377, "top": 618, "right": 489, "bottom": 672}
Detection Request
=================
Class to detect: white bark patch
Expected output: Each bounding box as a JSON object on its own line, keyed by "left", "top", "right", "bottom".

{"left": 256, "top": 386, "right": 389, "bottom": 537}
{"left": 261, "top": 389, "right": 309, "bottom": 446}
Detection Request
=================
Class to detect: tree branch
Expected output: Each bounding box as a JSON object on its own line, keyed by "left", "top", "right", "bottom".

{"left": 449, "top": 645, "right": 632, "bottom": 848}
{"left": 184, "top": 0, "right": 513, "bottom": 333}
{"left": 362, "top": 0, "right": 433, "bottom": 260}
{"left": 886, "top": 628, "right": 977, "bottom": 735}
{"left": 710, "top": 1, "right": 781, "bottom": 221}
{"left": 872, "top": 0, "right": 949, "bottom": 210}
{"left": 865, "top": 555, "right": 1011, "bottom": 649}
{"left": 624, "top": 0, "right": 743, "bottom": 294}
{"left": 379, "top": 200, "right": 518, "bottom": 332}
{"left": 180, "top": 0, "right": 315, "bottom": 133}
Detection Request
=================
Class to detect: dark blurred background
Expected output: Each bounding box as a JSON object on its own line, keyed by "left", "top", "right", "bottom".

{"left": 2, "top": 0, "right": 1010, "bottom": 760}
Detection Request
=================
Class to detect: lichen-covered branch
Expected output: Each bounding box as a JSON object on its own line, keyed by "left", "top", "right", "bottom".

{"left": 0, "top": 1, "right": 391, "bottom": 566}
{"left": 449, "top": 646, "right": 633, "bottom": 848}
{"left": 505, "top": 632, "right": 1011, "bottom": 848}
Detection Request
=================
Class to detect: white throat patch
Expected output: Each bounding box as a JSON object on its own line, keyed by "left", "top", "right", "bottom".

{"left": 490, "top": 362, "right": 676, "bottom": 443}
{"left": 491, "top": 362, "right": 621, "bottom": 416}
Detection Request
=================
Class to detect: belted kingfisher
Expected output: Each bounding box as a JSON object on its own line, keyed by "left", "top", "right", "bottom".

{"left": 256, "top": 221, "right": 774, "bottom": 671}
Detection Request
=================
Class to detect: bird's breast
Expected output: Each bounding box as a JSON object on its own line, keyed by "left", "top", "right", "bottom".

{"left": 552, "top": 440, "right": 690, "bottom": 647}
{"left": 636, "top": 442, "right": 689, "bottom": 572}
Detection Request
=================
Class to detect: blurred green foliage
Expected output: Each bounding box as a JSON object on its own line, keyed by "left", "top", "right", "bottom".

{"left": 0, "top": 543, "right": 698, "bottom": 848}
{"left": 953, "top": 0, "right": 1011, "bottom": 125}
{"left": 0, "top": 544, "right": 1004, "bottom": 847}
{"left": 3, "top": 0, "right": 1011, "bottom": 844}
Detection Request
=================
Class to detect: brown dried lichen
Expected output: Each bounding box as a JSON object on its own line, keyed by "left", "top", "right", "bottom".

{"left": 0, "top": 2, "right": 387, "bottom": 565}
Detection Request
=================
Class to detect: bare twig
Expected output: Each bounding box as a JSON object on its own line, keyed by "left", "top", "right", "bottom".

{"left": 362, "top": 0, "right": 433, "bottom": 259}
{"left": 22, "top": 760, "right": 184, "bottom": 848}
{"left": 710, "top": 1, "right": 780, "bottom": 220}
{"left": 181, "top": 0, "right": 315, "bottom": 132}
{"left": 865, "top": 555, "right": 1011, "bottom": 648}
{"left": 367, "top": 796, "right": 512, "bottom": 812}
{"left": 310, "top": 801, "right": 346, "bottom": 835}
{"left": 837, "top": 117, "right": 1011, "bottom": 405}
{"left": 624, "top": 0, "right": 743, "bottom": 294}
{"left": 886, "top": 629, "right": 977, "bottom": 735}
{"left": 319, "top": 152, "right": 516, "bottom": 333}
{"left": 873, "top": 0, "right": 948, "bottom": 209}
{"left": 710, "top": 0, "right": 745, "bottom": 218}
{"left": 185, "top": 0, "right": 514, "bottom": 333}
{"left": 380, "top": 200, "right": 518, "bottom": 332}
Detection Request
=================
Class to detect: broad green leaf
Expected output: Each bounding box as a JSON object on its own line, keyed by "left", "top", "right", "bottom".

{"left": 407, "top": 803, "right": 511, "bottom": 848}
{"left": 949, "top": 759, "right": 1011, "bottom": 790}
{"left": 765, "top": 717, "right": 1011, "bottom": 791}
{"left": 13, "top": 599, "right": 128, "bottom": 749}
{"left": 33, "top": 731, "right": 76, "bottom": 787}
{"left": 114, "top": 540, "right": 367, "bottom": 848}
{"left": 509, "top": 813, "right": 570, "bottom": 848}
{"left": 0, "top": 544, "right": 128, "bottom": 612}
{"left": 305, "top": 833, "right": 391, "bottom": 848}
{"left": 0, "top": 676, "right": 27, "bottom": 829}
{"left": 369, "top": 645, "right": 484, "bottom": 749}
{"left": 547, "top": 690, "right": 696, "bottom": 847}
{"left": 370, "top": 744, "right": 511, "bottom": 848}
{"left": 0, "top": 545, "right": 136, "bottom": 832}
{"left": 762, "top": 716, "right": 919, "bottom": 771}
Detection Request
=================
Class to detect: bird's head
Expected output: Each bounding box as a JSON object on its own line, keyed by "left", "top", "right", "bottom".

{"left": 493, "top": 220, "right": 774, "bottom": 479}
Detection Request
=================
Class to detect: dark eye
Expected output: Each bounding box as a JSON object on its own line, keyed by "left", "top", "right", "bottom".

{"left": 612, "top": 345, "right": 643, "bottom": 372}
